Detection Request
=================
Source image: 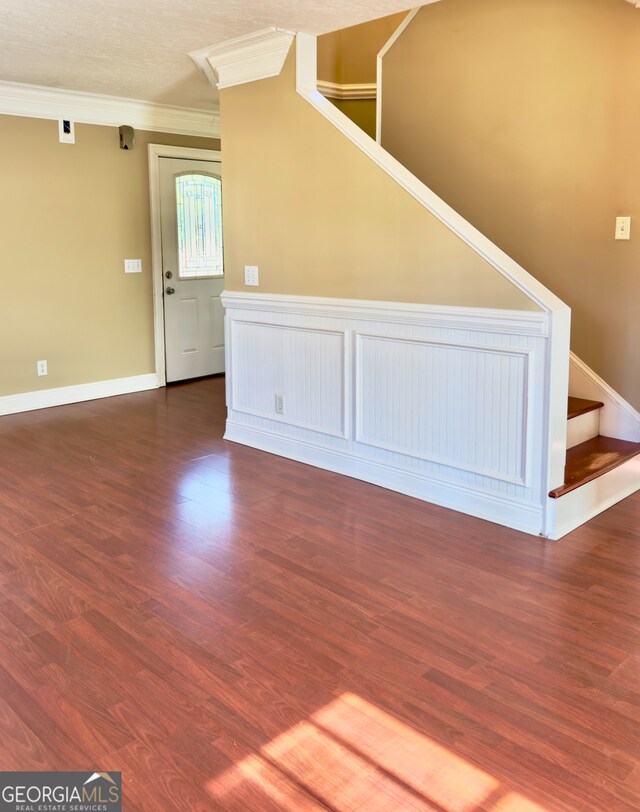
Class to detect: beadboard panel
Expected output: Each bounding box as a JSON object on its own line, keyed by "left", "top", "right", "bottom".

{"left": 229, "top": 320, "right": 347, "bottom": 438}
{"left": 355, "top": 334, "right": 530, "bottom": 485}
{"left": 223, "top": 292, "right": 551, "bottom": 536}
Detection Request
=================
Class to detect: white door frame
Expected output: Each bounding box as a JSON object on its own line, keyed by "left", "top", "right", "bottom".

{"left": 148, "top": 143, "right": 222, "bottom": 386}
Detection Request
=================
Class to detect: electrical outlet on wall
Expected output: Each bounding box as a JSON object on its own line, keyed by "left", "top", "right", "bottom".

{"left": 275, "top": 394, "right": 284, "bottom": 415}
{"left": 37, "top": 360, "right": 48, "bottom": 376}
{"left": 124, "top": 259, "right": 142, "bottom": 273}
{"left": 244, "top": 265, "right": 259, "bottom": 286}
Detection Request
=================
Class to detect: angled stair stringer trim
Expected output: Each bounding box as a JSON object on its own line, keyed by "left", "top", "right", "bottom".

{"left": 295, "top": 32, "right": 571, "bottom": 530}
{"left": 570, "top": 352, "right": 640, "bottom": 443}
{"left": 295, "top": 33, "right": 567, "bottom": 316}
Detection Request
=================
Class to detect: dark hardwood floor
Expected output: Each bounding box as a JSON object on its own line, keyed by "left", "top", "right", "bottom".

{"left": 0, "top": 376, "right": 639, "bottom": 811}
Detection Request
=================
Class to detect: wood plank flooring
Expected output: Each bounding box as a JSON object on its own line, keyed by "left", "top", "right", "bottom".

{"left": 0, "top": 376, "right": 639, "bottom": 811}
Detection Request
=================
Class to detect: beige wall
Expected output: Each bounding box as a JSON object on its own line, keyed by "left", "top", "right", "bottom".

{"left": 330, "top": 98, "right": 377, "bottom": 139}
{"left": 0, "top": 116, "right": 218, "bottom": 397}
{"left": 318, "top": 12, "right": 408, "bottom": 84}
{"left": 220, "top": 47, "right": 536, "bottom": 311}
{"left": 381, "top": 0, "right": 640, "bottom": 409}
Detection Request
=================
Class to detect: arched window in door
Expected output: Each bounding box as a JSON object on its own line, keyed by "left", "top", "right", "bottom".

{"left": 175, "top": 173, "right": 223, "bottom": 279}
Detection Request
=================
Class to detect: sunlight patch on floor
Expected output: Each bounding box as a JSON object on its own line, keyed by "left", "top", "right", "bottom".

{"left": 205, "top": 692, "right": 549, "bottom": 811}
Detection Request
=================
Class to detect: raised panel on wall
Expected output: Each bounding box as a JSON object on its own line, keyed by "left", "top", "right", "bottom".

{"left": 179, "top": 298, "right": 199, "bottom": 353}
{"left": 230, "top": 320, "right": 347, "bottom": 437}
{"left": 355, "top": 334, "right": 531, "bottom": 485}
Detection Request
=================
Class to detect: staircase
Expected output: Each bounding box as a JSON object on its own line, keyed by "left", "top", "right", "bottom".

{"left": 547, "top": 397, "right": 640, "bottom": 530}
{"left": 201, "top": 26, "right": 640, "bottom": 541}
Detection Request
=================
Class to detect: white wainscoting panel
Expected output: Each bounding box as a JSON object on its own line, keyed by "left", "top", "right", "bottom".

{"left": 355, "top": 334, "right": 530, "bottom": 485}
{"left": 229, "top": 320, "right": 347, "bottom": 438}
{"left": 223, "top": 292, "right": 553, "bottom": 536}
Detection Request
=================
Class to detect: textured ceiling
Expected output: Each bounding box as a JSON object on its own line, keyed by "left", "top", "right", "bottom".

{"left": 0, "top": 0, "right": 415, "bottom": 110}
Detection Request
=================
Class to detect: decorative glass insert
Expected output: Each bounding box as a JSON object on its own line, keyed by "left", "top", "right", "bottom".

{"left": 175, "top": 173, "right": 223, "bottom": 279}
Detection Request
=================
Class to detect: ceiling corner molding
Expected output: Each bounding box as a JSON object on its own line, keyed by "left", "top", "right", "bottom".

{"left": 190, "top": 27, "right": 295, "bottom": 90}
{"left": 0, "top": 80, "right": 220, "bottom": 138}
{"left": 317, "top": 81, "right": 377, "bottom": 100}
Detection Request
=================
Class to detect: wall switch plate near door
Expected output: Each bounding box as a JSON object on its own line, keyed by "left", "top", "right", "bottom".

{"left": 124, "top": 259, "right": 143, "bottom": 273}
{"left": 615, "top": 216, "right": 631, "bottom": 240}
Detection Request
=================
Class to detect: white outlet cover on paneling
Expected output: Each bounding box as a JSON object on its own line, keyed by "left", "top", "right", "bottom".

{"left": 124, "top": 259, "right": 142, "bottom": 273}
{"left": 244, "top": 265, "right": 259, "bottom": 286}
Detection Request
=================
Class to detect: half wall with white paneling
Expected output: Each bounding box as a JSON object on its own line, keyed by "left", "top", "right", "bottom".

{"left": 223, "top": 292, "right": 555, "bottom": 536}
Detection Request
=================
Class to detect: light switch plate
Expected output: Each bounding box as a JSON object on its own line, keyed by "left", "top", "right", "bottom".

{"left": 615, "top": 216, "right": 631, "bottom": 240}
{"left": 244, "top": 265, "right": 259, "bottom": 286}
{"left": 124, "top": 259, "right": 142, "bottom": 274}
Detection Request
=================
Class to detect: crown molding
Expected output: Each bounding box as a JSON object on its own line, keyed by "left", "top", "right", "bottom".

{"left": 190, "top": 27, "right": 295, "bottom": 90}
{"left": 317, "top": 81, "right": 377, "bottom": 100}
{"left": 0, "top": 80, "right": 220, "bottom": 138}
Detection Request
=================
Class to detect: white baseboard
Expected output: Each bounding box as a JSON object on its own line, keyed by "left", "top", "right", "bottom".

{"left": 225, "top": 421, "right": 544, "bottom": 536}
{"left": 569, "top": 352, "right": 640, "bottom": 442}
{"left": 0, "top": 373, "right": 160, "bottom": 417}
{"left": 547, "top": 453, "right": 640, "bottom": 540}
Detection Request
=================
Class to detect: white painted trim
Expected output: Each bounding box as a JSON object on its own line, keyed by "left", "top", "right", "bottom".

{"left": 376, "top": 8, "right": 420, "bottom": 144}
{"left": 317, "top": 81, "right": 377, "bottom": 100}
{"left": 148, "top": 144, "right": 222, "bottom": 387}
{"left": 0, "top": 79, "right": 220, "bottom": 138}
{"left": 540, "top": 307, "right": 571, "bottom": 522}
{"left": 0, "top": 374, "right": 159, "bottom": 417}
{"left": 221, "top": 291, "right": 549, "bottom": 336}
{"left": 296, "top": 34, "right": 567, "bottom": 317}
{"left": 225, "top": 421, "right": 543, "bottom": 536}
{"left": 569, "top": 351, "right": 640, "bottom": 442}
{"left": 190, "top": 28, "right": 295, "bottom": 90}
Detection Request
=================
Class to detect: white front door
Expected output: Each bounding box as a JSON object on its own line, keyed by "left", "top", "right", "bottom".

{"left": 159, "top": 157, "right": 225, "bottom": 383}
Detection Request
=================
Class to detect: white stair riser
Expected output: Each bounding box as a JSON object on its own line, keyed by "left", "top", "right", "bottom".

{"left": 567, "top": 409, "right": 600, "bottom": 450}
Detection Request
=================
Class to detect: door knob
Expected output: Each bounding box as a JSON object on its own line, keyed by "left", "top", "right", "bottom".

{"left": 166, "top": 287, "right": 175, "bottom": 295}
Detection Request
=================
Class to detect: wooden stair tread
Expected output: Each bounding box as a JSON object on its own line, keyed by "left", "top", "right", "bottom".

{"left": 549, "top": 435, "right": 640, "bottom": 498}
{"left": 567, "top": 396, "right": 604, "bottom": 420}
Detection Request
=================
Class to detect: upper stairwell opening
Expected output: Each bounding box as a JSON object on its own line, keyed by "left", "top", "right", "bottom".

{"left": 316, "top": 12, "right": 407, "bottom": 139}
